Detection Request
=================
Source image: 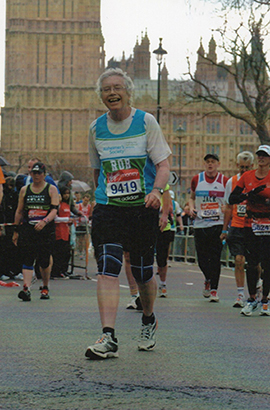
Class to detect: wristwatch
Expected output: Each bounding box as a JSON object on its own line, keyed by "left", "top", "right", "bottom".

{"left": 153, "top": 187, "right": 164, "bottom": 195}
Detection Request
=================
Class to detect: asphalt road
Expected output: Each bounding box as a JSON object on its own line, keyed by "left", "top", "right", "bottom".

{"left": 1, "top": 258, "right": 270, "bottom": 410}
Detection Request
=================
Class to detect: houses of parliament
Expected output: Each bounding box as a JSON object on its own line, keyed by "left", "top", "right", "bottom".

{"left": 0, "top": 0, "right": 260, "bottom": 202}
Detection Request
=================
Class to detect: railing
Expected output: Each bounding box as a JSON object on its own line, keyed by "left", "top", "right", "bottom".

{"left": 169, "top": 226, "right": 234, "bottom": 267}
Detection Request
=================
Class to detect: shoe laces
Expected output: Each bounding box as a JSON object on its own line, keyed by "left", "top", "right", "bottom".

{"left": 95, "top": 333, "right": 111, "bottom": 345}
{"left": 141, "top": 322, "right": 155, "bottom": 339}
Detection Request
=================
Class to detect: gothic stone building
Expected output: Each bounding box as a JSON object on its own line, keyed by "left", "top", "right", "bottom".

{"left": 1, "top": 4, "right": 261, "bottom": 194}
{"left": 114, "top": 34, "right": 260, "bottom": 203}
{"left": 1, "top": 0, "right": 106, "bottom": 177}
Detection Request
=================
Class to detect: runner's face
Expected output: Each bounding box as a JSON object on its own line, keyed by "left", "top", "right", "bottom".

{"left": 238, "top": 160, "right": 253, "bottom": 176}
{"left": 204, "top": 158, "right": 219, "bottom": 175}
{"left": 63, "top": 191, "right": 70, "bottom": 201}
{"left": 31, "top": 171, "right": 45, "bottom": 183}
{"left": 83, "top": 196, "right": 90, "bottom": 206}
{"left": 28, "top": 160, "right": 37, "bottom": 173}
{"left": 101, "top": 76, "right": 130, "bottom": 113}
{"left": 257, "top": 154, "right": 270, "bottom": 167}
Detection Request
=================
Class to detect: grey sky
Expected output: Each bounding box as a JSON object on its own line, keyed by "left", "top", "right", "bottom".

{"left": 0, "top": 0, "right": 260, "bottom": 106}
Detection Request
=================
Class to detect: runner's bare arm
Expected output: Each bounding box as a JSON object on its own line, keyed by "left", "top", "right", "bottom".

{"left": 34, "top": 185, "right": 59, "bottom": 231}
{"left": 93, "top": 169, "right": 100, "bottom": 188}
{"left": 189, "top": 191, "right": 197, "bottom": 218}
{"left": 145, "top": 158, "right": 170, "bottom": 209}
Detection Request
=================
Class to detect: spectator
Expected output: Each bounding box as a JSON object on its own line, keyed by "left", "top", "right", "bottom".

{"left": 51, "top": 187, "right": 72, "bottom": 279}
{"left": 76, "top": 193, "right": 92, "bottom": 258}
{"left": 74, "top": 191, "right": 83, "bottom": 209}
{"left": 0, "top": 177, "right": 22, "bottom": 280}
{"left": 57, "top": 171, "right": 82, "bottom": 217}
{"left": 0, "top": 166, "right": 7, "bottom": 281}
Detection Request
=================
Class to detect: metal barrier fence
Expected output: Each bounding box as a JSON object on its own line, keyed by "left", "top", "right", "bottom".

{"left": 69, "top": 216, "right": 91, "bottom": 278}
{"left": 169, "top": 226, "right": 235, "bottom": 268}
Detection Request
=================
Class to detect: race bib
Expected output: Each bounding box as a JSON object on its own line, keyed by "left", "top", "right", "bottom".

{"left": 200, "top": 202, "right": 220, "bottom": 220}
{"left": 106, "top": 169, "right": 141, "bottom": 197}
{"left": 252, "top": 217, "right": 270, "bottom": 236}
{"left": 237, "top": 204, "right": 246, "bottom": 217}
{"left": 28, "top": 209, "right": 47, "bottom": 224}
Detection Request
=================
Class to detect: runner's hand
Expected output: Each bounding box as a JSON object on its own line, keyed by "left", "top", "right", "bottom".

{"left": 144, "top": 191, "right": 161, "bottom": 209}
{"left": 247, "top": 185, "right": 266, "bottom": 198}
{"left": 34, "top": 219, "right": 47, "bottom": 231}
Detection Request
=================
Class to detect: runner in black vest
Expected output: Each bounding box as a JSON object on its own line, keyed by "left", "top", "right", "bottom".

{"left": 12, "top": 162, "right": 59, "bottom": 301}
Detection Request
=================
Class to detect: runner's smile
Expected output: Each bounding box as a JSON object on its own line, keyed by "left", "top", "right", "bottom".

{"left": 101, "top": 75, "right": 130, "bottom": 117}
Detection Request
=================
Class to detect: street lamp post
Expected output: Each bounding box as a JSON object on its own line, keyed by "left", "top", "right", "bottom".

{"left": 153, "top": 38, "right": 167, "bottom": 124}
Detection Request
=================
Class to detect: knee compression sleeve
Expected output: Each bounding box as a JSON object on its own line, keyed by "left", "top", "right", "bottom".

{"left": 22, "top": 265, "right": 34, "bottom": 270}
{"left": 131, "top": 257, "right": 154, "bottom": 284}
{"left": 96, "top": 244, "right": 123, "bottom": 277}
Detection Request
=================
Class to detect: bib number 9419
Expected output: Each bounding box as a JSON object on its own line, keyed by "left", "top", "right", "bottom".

{"left": 106, "top": 169, "right": 141, "bottom": 197}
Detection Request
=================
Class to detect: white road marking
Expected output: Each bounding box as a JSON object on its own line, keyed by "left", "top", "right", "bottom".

{"left": 187, "top": 269, "right": 234, "bottom": 279}
{"left": 90, "top": 278, "right": 129, "bottom": 289}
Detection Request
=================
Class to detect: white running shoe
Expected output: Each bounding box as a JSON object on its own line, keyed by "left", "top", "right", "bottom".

{"left": 138, "top": 318, "right": 158, "bottom": 351}
{"left": 85, "top": 333, "right": 118, "bottom": 360}
{"left": 260, "top": 300, "right": 270, "bottom": 316}
{"left": 0, "top": 275, "right": 10, "bottom": 281}
{"left": 158, "top": 285, "right": 167, "bottom": 298}
{"left": 14, "top": 273, "right": 24, "bottom": 281}
{"left": 209, "top": 290, "right": 219, "bottom": 303}
{"left": 126, "top": 295, "right": 137, "bottom": 309}
{"left": 241, "top": 299, "right": 258, "bottom": 316}
{"left": 233, "top": 295, "right": 245, "bottom": 308}
{"left": 203, "top": 281, "right": 211, "bottom": 298}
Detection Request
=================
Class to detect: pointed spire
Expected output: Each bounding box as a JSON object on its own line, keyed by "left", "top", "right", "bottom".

{"left": 142, "top": 28, "right": 150, "bottom": 45}
{"left": 197, "top": 37, "right": 205, "bottom": 57}
{"left": 207, "top": 35, "right": 217, "bottom": 62}
{"left": 162, "top": 61, "right": 169, "bottom": 76}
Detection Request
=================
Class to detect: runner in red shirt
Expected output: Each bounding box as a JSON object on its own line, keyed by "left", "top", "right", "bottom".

{"left": 229, "top": 145, "right": 270, "bottom": 316}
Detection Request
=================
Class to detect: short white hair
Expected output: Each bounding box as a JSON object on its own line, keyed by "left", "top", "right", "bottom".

{"left": 96, "top": 68, "right": 134, "bottom": 101}
{"left": 236, "top": 151, "right": 254, "bottom": 164}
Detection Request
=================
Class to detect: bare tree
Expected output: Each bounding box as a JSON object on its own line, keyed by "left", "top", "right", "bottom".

{"left": 186, "top": 14, "right": 270, "bottom": 144}
{"left": 218, "top": 0, "right": 270, "bottom": 8}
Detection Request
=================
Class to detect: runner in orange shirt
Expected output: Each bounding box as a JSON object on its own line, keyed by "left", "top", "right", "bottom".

{"left": 229, "top": 145, "right": 270, "bottom": 316}
{"left": 220, "top": 151, "right": 258, "bottom": 308}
